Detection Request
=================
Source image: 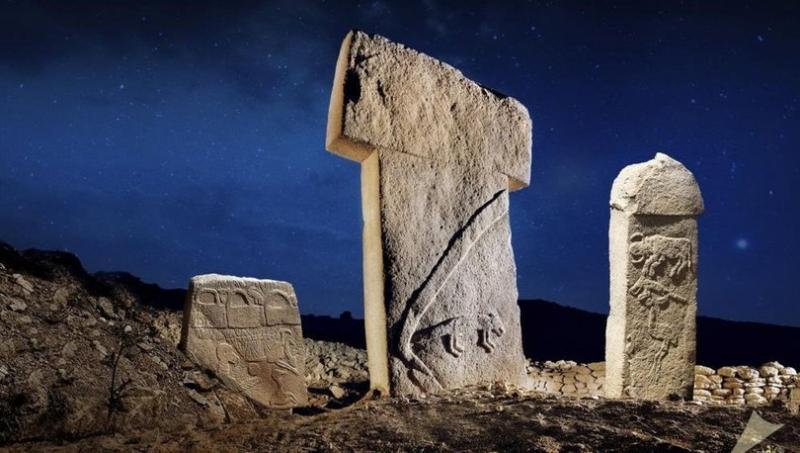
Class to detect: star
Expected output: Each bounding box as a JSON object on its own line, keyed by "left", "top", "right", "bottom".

{"left": 735, "top": 238, "right": 749, "bottom": 250}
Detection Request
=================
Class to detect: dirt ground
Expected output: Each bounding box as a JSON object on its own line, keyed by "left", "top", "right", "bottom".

{"left": 6, "top": 387, "right": 798, "bottom": 452}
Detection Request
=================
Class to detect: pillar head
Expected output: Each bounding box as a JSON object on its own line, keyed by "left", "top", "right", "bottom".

{"left": 325, "top": 30, "right": 532, "bottom": 191}
{"left": 610, "top": 152, "right": 704, "bottom": 216}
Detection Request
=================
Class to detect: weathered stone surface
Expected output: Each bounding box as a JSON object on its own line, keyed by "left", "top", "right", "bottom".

{"left": 326, "top": 31, "right": 531, "bottom": 396}
{"left": 179, "top": 274, "right": 308, "bottom": 408}
{"left": 327, "top": 31, "right": 532, "bottom": 190}
{"left": 790, "top": 388, "right": 800, "bottom": 414}
{"left": 605, "top": 153, "right": 703, "bottom": 401}
{"left": 695, "top": 365, "right": 715, "bottom": 376}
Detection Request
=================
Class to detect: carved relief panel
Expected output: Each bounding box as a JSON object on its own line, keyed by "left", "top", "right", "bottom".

{"left": 180, "top": 275, "right": 308, "bottom": 408}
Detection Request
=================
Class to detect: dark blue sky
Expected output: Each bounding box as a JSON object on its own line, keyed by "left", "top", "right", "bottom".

{"left": 1, "top": 1, "right": 798, "bottom": 326}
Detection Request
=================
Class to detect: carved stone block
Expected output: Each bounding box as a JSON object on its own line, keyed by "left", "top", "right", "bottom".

{"left": 180, "top": 274, "right": 308, "bottom": 408}
{"left": 606, "top": 153, "right": 704, "bottom": 400}
{"left": 326, "top": 31, "right": 531, "bottom": 396}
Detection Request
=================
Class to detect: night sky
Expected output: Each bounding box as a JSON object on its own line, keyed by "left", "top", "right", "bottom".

{"left": 1, "top": 1, "right": 798, "bottom": 326}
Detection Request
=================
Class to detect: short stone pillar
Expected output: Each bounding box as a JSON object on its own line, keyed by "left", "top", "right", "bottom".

{"left": 180, "top": 274, "right": 308, "bottom": 408}
{"left": 325, "top": 31, "right": 531, "bottom": 396}
{"left": 605, "top": 153, "right": 704, "bottom": 400}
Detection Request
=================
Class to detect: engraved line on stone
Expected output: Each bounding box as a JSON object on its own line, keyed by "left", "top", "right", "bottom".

{"left": 396, "top": 189, "right": 508, "bottom": 390}
{"left": 627, "top": 233, "right": 693, "bottom": 380}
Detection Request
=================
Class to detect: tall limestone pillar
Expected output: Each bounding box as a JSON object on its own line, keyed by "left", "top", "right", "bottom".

{"left": 325, "top": 31, "right": 532, "bottom": 396}
{"left": 606, "top": 153, "right": 704, "bottom": 400}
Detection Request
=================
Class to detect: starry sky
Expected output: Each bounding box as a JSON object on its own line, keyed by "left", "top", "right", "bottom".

{"left": 1, "top": 1, "right": 798, "bottom": 326}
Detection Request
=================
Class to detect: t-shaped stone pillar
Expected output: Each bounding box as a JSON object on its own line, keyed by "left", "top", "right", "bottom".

{"left": 605, "top": 153, "right": 704, "bottom": 400}
{"left": 326, "top": 31, "right": 532, "bottom": 396}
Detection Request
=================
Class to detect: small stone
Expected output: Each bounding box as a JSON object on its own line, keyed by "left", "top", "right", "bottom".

{"left": 759, "top": 365, "right": 779, "bottom": 378}
{"left": 783, "top": 367, "right": 797, "bottom": 376}
{"left": 575, "top": 373, "right": 595, "bottom": 384}
{"left": 695, "top": 365, "right": 715, "bottom": 376}
{"left": 717, "top": 367, "right": 737, "bottom": 378}
{"left": 52, "top": 287, "right": 71, "bottom": 307}
{"left": 762, "top": 361, "right": 784, "bottom": 371}
{"left": 124, "top": 325, "right": 133, "bottom": 334}
{"left": 9, "top": 299, "right": 27, "bottom": 312}
{"left": 722, "top": 380, "right": 743, "bottom": 390}
{"left": 763, "top": 387, "right": 781, "bottom": 397}
{"left": 93, "top": 340, "right": 107, "bottom": 356}
{"left": 743, "top": 379, "right": 766, "bottom": 388}
{"left": 137, "top": 342, "right": 154, "bottom": 352}
{"left": 744, "top": 394, "right": 767, "bottom": 406}
{"left": 573, "top": 366, "right": 591, "bottom": 375}
{"left": 694, "top": 375, "right": 713, "bottom": 390}
{"left": 693, "top": 389, "right": 712, "bottom": 398}
{"left": 737, "top": 367, "right": 759, "bottom": 380}
{"left": 13, "top": 274, "right": 34, "bottom": 293}
{"left": 96, "top": 297, "right": 117, "bottom": 319}
{"left": 329, "top": 384, "right": 346, "bottom": 399}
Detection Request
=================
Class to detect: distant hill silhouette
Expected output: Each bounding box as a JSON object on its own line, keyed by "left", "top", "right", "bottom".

{"left": 298, "top": 300, "right": 800, "bottom": 368}
{"left": 519, "top": 299, "right": 800, "bottom": 368}
{"left": 1, "top": 241, "right": 797, "bottom": 367}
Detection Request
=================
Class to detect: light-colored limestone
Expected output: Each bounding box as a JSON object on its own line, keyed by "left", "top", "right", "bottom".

{"left": 180, "top": 274, "right": 308, "bottom": 408}
{"left": 326, "top": 31, "right": 531, "bottom": 190}
{"left": 326, "top": 31, "right": 531, "bottom": 396}
{"left": 695, "top": 365, "right": 715, "bottom": 376}
{"left": 605, "top": 153, "right": 703, "bottom": 401}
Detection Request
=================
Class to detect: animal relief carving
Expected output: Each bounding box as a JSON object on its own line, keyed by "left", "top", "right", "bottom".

{"left": 606, "top": 153, "right": 703, "bottom": 401}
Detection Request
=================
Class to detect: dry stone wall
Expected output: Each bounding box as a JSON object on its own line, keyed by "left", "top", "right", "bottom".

{"left": 527, "top": 360, "right": 798, "bottom": 407}
{"left": 693, "top": 362, "right": 797, "bottom": 406}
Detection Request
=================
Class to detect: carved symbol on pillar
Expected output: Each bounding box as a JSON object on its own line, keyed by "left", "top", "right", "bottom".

{"left": 627, "top": 233, "right": 693, "bottom": 375}
{"left": 477, "top": 311, "right": 506, "bottom": 353}
{"left": 396, "top": 190, "right": 508, "bottom": 391}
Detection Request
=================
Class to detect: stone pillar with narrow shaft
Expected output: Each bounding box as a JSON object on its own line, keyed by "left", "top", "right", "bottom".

{"left": 605, "top": 153, "right": 704, "bottom": 400}
{"left": 325, "top": 30, "right": 532, "bottom": 396}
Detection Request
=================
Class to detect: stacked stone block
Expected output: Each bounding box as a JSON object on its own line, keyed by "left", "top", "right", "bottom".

{"left": 692, "top": 362, "right": 797, "bottom": 406}
{"left": 528, "top": 360, "right": 797, "bottom": 407}
{"left": 527, "top": 361, "right": 605, "bottom": 397}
